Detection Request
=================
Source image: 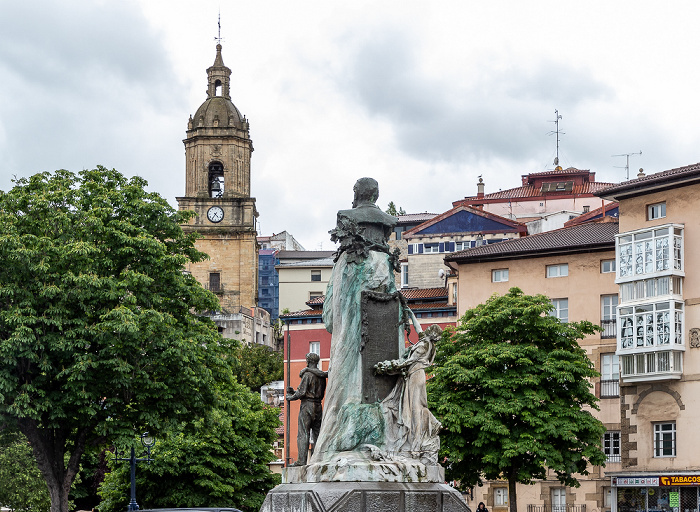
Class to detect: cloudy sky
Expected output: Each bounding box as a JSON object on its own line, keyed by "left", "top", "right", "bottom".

{"left": 2, "top": 0, "right": 699, "bottom": 249}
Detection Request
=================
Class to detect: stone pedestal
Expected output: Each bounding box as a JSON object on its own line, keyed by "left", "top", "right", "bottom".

{"left": 259, "top": 481, "right": 471, "bottom": 512}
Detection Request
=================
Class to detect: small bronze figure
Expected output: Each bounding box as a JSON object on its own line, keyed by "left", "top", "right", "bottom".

{"left": 287, "top": 352, "right": 328, "bottom": 466}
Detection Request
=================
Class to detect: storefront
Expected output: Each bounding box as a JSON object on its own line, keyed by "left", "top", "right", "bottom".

{"left": 611, "top": 475, "right": 700, "bottom": 512}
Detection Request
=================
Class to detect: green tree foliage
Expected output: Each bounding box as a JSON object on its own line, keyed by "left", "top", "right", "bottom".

{"left": 0, "top": 168, "right": 232, "bottom": 512}
{"left": 98, "top": 372, "right": 280, "bottom": 512}
{"left": 427, "top": 288, "right": 606, "bottom": 512}
{"left": 235, "top": 342, "right": 283, "bottom": 392}
{"left": 385, "top": 201, "right": 406, "bottom": 216}
{"left": 0, "top": 428, "right": 51, "bottom": 512}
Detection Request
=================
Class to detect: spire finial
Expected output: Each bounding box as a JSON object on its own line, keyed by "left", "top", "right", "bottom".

{"left": 215, "top": 10, "right": 223, "bottom": 46}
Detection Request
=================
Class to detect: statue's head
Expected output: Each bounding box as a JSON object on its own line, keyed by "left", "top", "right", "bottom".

{"left": 352, "top": 177, "right": 379, "bottom": 208}
{"left": 306, "top": 352, "right": 320, "bottom": 366}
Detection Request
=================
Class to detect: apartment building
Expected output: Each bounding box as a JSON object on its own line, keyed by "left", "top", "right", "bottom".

{"left": 445, "top": 218, "right": 620, "bottom": 512}
{"left": 597, "top": 163, "right": 700, "bottom": 512}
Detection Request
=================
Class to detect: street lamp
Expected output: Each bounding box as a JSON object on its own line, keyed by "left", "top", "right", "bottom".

{"left": 115, "top": 432, "right": 155, "bottom": 511}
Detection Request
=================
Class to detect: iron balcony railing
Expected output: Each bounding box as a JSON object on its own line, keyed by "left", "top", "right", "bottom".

{"left": 601, "top": 319, "right": 617, "bottom": 339}
{"left": 600, "top": 379, "right": 620, "bottom": 398}
{"left": 527, "top": 505, "right": 586, "bottom": 512}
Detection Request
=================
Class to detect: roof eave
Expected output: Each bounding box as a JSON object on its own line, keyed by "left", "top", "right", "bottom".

{"left": 445, "top": 241, "right": 615, "bottom": 264}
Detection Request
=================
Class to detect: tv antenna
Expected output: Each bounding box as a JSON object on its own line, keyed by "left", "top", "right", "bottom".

{"left": 547, "top": 109, "right": 565, "bottom": 167}
{"left": 612, "top": 151, "right": 642, "bottom": 180}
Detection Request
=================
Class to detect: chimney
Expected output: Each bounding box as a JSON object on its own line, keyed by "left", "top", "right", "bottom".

{"left": 637, "top": 168, "right": 645, "bottom": 178}
{"left": 477, "top": 176, "right": 485, "bottom": 199}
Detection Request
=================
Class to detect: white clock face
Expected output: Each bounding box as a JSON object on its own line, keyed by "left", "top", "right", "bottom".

{"left": 207, "top": 206, "right": 224, "bottom": 223}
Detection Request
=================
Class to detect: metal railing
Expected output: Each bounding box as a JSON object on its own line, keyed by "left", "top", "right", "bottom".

{"left": 601, "top": 319, "right": 616, "bottom": 339}
{"left": 528, "top": 506, "right": 586, "bottom": 512}
{"left": 600, "top": 379, "right": 620, "bottom": 398}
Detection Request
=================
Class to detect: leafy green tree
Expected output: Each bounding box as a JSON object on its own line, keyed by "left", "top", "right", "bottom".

{"left": 0, "top": 168, "right": 232, "bottom": 512}
{"left": 235, "top": 342, "right": 283, "bottom": 391}
{"left": 98, "top": 372, "right": 280, "bottom": 512}
{"left": 385, "top": 201, "right": 406, "bottom": 216}
{"left": 427, "top": 288, "right": 606, "bottom": 512}
{"left": 0, "top": 428, "right": 51, "bottom": 512}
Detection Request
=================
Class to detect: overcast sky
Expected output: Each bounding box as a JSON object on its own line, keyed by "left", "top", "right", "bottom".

{"left": 2, "top": 0, "right": 699, "bottom": 249}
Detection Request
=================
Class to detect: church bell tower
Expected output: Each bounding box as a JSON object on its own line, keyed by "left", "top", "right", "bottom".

{"left": 177, "top": 43, "right": 258, "bottom": 312}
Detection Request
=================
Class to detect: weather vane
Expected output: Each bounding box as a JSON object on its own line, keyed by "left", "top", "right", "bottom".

{"left": 548, "top": 109, "right": 565, "bottom": 167}
{"left": 215, "top": 10, "right": 224, "bottom": 45}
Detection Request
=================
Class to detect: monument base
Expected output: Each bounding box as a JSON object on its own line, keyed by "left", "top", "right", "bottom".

{"left": 259, "top": 481, "right": 471, "bottom": 512}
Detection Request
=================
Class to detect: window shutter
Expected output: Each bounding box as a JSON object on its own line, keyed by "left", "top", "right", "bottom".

{"left": 418, "top": 244, "right": 424, "bottom": 254}
{"left": 439, "top": 242, "right": 445, "bottom": 252}
{"left": 408, "top": 245, "right": 413, "bottom": 255}
{"left": 448, "top": 242, "right": 455, "bottom": 252}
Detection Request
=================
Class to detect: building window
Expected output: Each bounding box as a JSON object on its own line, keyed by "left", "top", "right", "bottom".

{"left": 552, "top": 488, "right": 566, "bottom": 512}
{"left": 619, "top": 276, "right": 682, "bottom": 302}
{"left": 424, "top": 243, "right": 440, "bottom": 253}
{"left": 494, "top": 488, "right": 508, "bottom": 507}
{"left": 401, "top": 263, "right": 409, "bottom": 288}
{"left": 309, "top": 341, "right": 320, "bottom": 356}
{"left": 604, "top": 431, "right": 621, "bottom": 462}
{"left": 601, "top": 259, "right": 616, "bottom": 273}
{"left": 492, "top": 269, "right": 509, "bottom": 282}
{"left": 619, "top": 301, "right": 683, "bottom": 349}
{"left": 546, "top": 263, "right": 569, "bottom": 278}
{"left": 600, "top": 353, "right": 620, "bottom": 397}
{"left": 648, "top": 202, "right": 666, "bottom": 220}
{"left": 452, "top": 283, "right": 458, "bottom": 305}
{"left": 653, "top": 422, "right": 676, "bottom": 457}
{"left": 209, "top": 272, "right": 221, "bottom": 292}
{"left": 311, "top": 270, "right": 321, "bottom": 282}
{"left": 551, "top": 299, "right": 568, "bottom": 323}
{"left": 617, "top": 226, "right": 683, "bottom": 278}
{"left": 601, "top": 294, "right": 618, "bottom": 339}
{"left": 583, "top": 205, "right": 590, "bottom": 213}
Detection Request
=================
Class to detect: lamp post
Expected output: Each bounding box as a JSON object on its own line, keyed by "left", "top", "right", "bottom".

{"left": 115, "top": 432, "right": 156, "bottom": 511}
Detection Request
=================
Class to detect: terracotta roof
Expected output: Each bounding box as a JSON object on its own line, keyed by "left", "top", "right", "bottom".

{"left": 410, "top": 302, "right": 454, "bottom": 310}
{"left": 446, "top": 220, "right": 618, "bottom": 263}
{"left": 403, "top": 205, "right": 527, "bottom": 238}
{"left": 281, "top": 309, "right": 322, "bottom": 318}
{"left": 564, "top": 202, "right": 619, "bottom": 227}
{"left": 596, "top": 162, "right": 700, "bottom": 199}
{"left": 306, "top": 296, "right": 324, "bottom": 306}
{"left": 455, "top": 181, "right": 615, "bottom": 204}
{"left": 400, "top": 287, "right": 448, "bottom": 300}
{"left": 525, "top": 167, "right": 592, "bottom": 178}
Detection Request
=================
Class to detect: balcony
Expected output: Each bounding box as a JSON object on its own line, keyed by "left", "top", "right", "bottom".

{"left": 600, "top": 379, "right": 619, "bottom": 398}
{"left": 205, "top": 283, "right": 225, "bottom": 294}
{"left": 620, "top": 350, "right": 683, "bottom": 383}
{"left": 600, "top": 319, "right": 616, "bottom": 339}
{"left": 527, "top": 506, "right": 586, "bottom": 512}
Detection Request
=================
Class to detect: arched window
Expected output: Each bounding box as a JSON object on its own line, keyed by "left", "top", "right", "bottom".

{"left": 214, "top": 79, "right": 222, "bottom": 96}
{"left": 208, "top": 162, "right": 224, "bottom": 198}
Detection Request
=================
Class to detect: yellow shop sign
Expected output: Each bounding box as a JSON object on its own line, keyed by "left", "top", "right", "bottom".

{"left": 660, "top": 475, "right": 700, "bottom": 486}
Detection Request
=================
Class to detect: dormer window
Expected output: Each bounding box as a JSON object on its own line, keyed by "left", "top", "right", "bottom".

{"left": 208, "top": 162, "right": 224, "bottom": 198}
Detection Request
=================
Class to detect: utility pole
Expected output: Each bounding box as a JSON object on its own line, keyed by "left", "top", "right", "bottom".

{"left": 548, "top": 110, "right": 565, "bottom": 167}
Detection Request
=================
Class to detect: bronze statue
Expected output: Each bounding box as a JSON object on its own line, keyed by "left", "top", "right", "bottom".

{"left": 287, "top": 352, "right": 328, "bottom": 466}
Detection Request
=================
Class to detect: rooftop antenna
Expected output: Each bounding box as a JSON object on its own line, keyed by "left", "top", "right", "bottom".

{"left": 612, "top": 151, "right": 642, "bottom": 180}
{"left": 547, "top": 109, "right": 565, "bottom": 168}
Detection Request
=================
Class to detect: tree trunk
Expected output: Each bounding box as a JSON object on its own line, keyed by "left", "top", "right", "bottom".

{"left": 509, "top": 474, "right": 518, "bottom": 512}
{"left": 18, "top": 419, "right": 87, "bottom": 512}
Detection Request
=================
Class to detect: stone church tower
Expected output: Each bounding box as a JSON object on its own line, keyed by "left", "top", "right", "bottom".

{"left": 177, "top": 44, "right": 258, "bottom": 312}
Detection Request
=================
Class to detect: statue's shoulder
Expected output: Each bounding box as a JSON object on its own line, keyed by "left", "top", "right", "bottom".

{"left": 338, "top": 205, "right": 397, "bottom": 228}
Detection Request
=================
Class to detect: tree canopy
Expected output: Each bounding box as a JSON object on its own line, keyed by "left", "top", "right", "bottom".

{"left": 385, "top": 201, "right": 406, "bottom": 216}
{"left": 0, "top": 428, "right": 51, "bottom": 512}
{"left": 0, "top": 168, "right": 233, "bottom": 512}
{"left": 234, "top": 342, "right": 283, "bottom": 392}
{"left": 98, "top": 371, "right": 280, "bottom": 512}
{"left": 427, "top": 288, "right": 606, "bottom": 512}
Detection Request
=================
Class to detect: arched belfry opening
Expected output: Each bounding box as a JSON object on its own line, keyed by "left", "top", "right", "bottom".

{"left": 214, "top": 79, "right": 222, "bottom": 96}
{"left": 208, "top": 162, "right": 224, "bottom": 197}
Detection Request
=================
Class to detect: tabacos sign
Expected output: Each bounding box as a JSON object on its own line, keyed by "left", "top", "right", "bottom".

{"left": 660, "top": 475, "right": 700, "bottom": 486}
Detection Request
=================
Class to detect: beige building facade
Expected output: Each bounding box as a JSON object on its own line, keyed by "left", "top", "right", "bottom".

{"left": 276, "top": 258, "right": 333, "bottom": 314}
{"left": 599, "top": 164, "right": 700, "bottom": 512}
{"left": 446, "top": 219, "right": 621, "bottom": 512}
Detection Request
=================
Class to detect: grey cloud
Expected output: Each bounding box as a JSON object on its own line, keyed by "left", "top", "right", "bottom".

{"left": 337, "top": 30, "right": 619, "bottom": 164}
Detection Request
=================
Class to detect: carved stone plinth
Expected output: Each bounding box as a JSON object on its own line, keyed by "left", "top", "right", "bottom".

{"left": 284, "top": 461, "right": 444, "bottom": 483}
{"left": 259, "top": 481, "right": 471, "bottom": 512}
